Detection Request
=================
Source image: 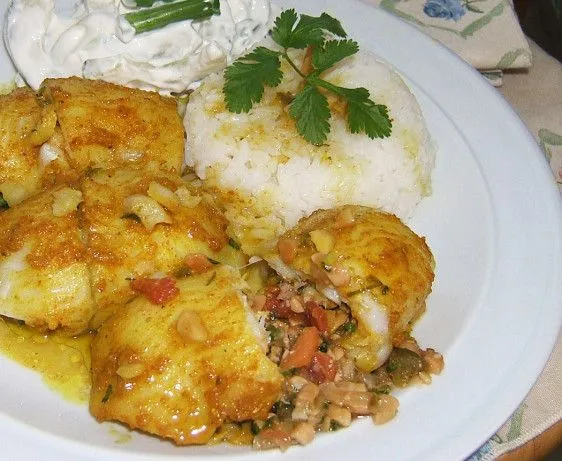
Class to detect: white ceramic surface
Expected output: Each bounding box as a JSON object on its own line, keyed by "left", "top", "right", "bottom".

{"left": 1, "top": 0, "right": 561, "bottom": 460}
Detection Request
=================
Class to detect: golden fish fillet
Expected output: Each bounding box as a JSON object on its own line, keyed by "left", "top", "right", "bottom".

{"left": 0, "top": 87, "right": 56, "bottom": 206}
{"left": 90, "top": 266, "right": 282, "bottom": 445}
{"left": 41, "top": 77, "right": 184, "bottom": 174}
{"left": 0, "top": 185, "right": 95, "bottom": 334}
{"left": 81, "top": 167, "right": 243, "bottom": 326}
{"left": 266, "top": 205, "right": 435, "bottom": 372}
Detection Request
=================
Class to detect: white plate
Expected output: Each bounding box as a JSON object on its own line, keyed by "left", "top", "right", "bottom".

{"left": 1, "top": 0, "right": 561, "bottom": 459}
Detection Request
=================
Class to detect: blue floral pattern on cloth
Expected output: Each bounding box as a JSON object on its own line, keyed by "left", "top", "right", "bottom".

{"left": 423, "top": 0, "right": 466, "bottom": 20}
{"left": 467, "top": 440, "right": 493, "bottom": 460}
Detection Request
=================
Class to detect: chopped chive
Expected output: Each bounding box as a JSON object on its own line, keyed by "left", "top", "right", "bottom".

{"left": 386, "top": 362, "right": 398, "bottom": 373}
{"left": 123, "top": 0, "right": 176, "bottom": 8}
{"left": 122, "top": 0, "right": 221, "bottom": 35}
{"left": 250, "top": 421, "right": 261, "bottom": 435}
{"left": 205, "top": 271, "right": 216, "bottom": 286}
{"left": 101, "top": 384, "right": 113, "bottom": 403}
{"left": 329, "top": 421, "right": 343, "bottom": 431}
{"left": 339, "top": 321, "right": 357, "bottom": 334}
{"left": 375, "top": 384, "right": 392, "bottom": 394}
{"left": 174, "top": 266, "right": 192, "bottom": 278}
{"left": 121, "top": 213, "right": 141, "bottom": 222}
{"left": 228, "top": 238, "right": 241, "bottom": 250}
{"left": 266, "top": 324, "right": 283, "bottom": 342}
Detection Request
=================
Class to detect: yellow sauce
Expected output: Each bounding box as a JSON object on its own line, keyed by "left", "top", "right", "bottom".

{"left": 0, "top": 316, "right": 254, "bottom": 445}
{"left": 0, "top": 316, "right": 92, "bottom": 403}
{"left": 209, "top": 422, "right": 254, "bottom": 446}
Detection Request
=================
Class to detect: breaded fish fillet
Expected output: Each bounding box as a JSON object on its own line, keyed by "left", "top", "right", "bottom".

{"left": 266, "top": 205, "right": 435, "bottom": 371}
{"left": 81, "top": 167, "right": 242, "bottom": 326}
{"left": 0, "top": 87, "right": 56, "bottom": 206}
{"left": 41, "top": 77, "right": 184, "bottom": 174}
{"left": 0, "top": 185, "right": 94, "bottom": 334}
{"left": 90, "top": 266, "right": 282, "bottom": 445}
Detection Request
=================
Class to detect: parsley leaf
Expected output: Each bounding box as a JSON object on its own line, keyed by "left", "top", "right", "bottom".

{"left": 223, "top": 10, "right": 393, "bottom": 144}
{"left": 270, "top": 9, "right": 299, "bottom": 47}
{"left": 343, "top": 87, "right": 393, "bottom": 139}
{"left": 312, "top": 39, "right": 359, "bottom": 73}
{"left": 223, "top": 47, "right": 282, "bottom": 113}
{"left": 289, "top": 84, "right": 331, "bottom": 145}
{"left": 272, "top": 9, "right": 346, "bottom": 49}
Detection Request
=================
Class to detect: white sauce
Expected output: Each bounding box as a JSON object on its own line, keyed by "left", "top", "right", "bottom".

{"left": 4, "top": 0, "right": 273, "bottom": 93}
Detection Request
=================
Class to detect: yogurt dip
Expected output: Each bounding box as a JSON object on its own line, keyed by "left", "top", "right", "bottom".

{"left": 3, "top": 0, "right": 272, "bottom": 93}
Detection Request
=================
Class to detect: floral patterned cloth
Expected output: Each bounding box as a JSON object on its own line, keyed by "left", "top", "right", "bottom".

{"left": 363, "top": 0, "right": 532, "bottom": 84}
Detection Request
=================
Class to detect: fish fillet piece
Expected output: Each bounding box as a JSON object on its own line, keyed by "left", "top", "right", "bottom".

{"left": 0, "top": 87, "right": 74, "bottom": 206}
{"left": 90, "top": 265, "right": 282, "bottom": 445}
{"left": 81, "top": 167, "right": 243, "bottom": 326}
{"left": 0, "top": 185, "right": 94, "bottom": 334}
{"left": 266, "top": 205, "right": 435, "bottom": 372}
{"left": 41, "top": 77, "right": 184, "bottom": 174}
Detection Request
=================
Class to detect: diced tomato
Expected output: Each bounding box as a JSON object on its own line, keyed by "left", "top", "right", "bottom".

{"left": 184, "top": 253, "right": 213, "bottom": 273}
{"left": 280, "top": 327, "right": 321, "bottom": 371}
{"left": 308, "top": 351, "right": 337, "bottom": 384}
{"left": 264, "top": 286, "right": 291, "bottom": 318}
{"left": 265, "top": 286, "right": 281, "bottom": 297}
{"left": 305, "top": 301, "right": 329, "bottom": 333}
{"left": 267, "top": 298, "right": 292, "bottom": 319}
{"left": 130, "top": 277, "right": 179, "bottom": 304}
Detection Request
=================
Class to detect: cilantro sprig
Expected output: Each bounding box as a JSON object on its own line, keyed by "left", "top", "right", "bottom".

{"left": 223, "top": 9, "right": 392, "bottom": 145}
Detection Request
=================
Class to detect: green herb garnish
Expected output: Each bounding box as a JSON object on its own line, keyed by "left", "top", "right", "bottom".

{"left": 205, "top": 271, "right": 216, "bottom": 286}
{"left": 101, "top": 384, "right": 113, "bottom": 403}
{"left": 250, "top": 421, "right": 261, "bottom": 435}
{"left": 121, "top": 212, "right": 141, "bottom": 222}
{"left": 0, "top": 192, "right": 9, "bottom": 211}
{"left": 174, "top": 266, "right": 192, "bottom": 278}
{"left": 339, "top": 321, "right": 357, "bottom": 334}
{"left": 329, "top": 420, "right": 343, "bottom": 431}
{"left": 271, "top": 400, "right": 293, "bottom": 416}
{"left": 228, "top": 238, "right": 241, "bottom": 250}
{"left": 386, "top": 361, "right": 398, "bottom": 373}
{"left": 266, "top": 324, "right": 283, "bottom": 342}
{"left": 123, "top": 0, "right": 175, "bottom": 8}
{"left": 123, "top": 0, "right": 220, "bottom": 35}
{"left": 223, "top": 9, "right": 392, "bottom": 145}
{"left": 375, "top": 384, "right": 392, "bottom": 394}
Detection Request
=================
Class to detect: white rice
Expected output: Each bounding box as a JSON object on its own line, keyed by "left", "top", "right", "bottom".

{"left": 184, "top": 49, "right": 435, "bottom": 251}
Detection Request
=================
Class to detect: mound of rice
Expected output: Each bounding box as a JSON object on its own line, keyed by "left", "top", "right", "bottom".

{"left": 184, "top": 49, "right": 435, "bottom": 254}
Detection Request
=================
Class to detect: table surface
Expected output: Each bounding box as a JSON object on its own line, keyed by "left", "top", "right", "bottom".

{"left": 499, "top": 419, "right": 562, "bottom": 460}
